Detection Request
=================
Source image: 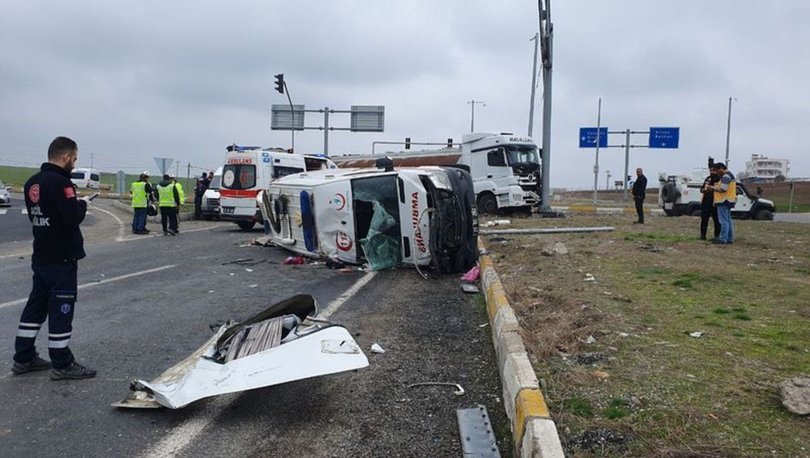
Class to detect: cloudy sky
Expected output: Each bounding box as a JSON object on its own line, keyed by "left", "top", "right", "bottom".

{"left": 1, "top": 1, "right": 808, "bottom": 188}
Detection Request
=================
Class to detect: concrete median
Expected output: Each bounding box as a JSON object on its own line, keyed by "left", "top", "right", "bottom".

{"left": 479, "top": 239, "right": 564, "bottom": 457}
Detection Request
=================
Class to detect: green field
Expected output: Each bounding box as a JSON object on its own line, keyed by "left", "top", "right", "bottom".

{"left": 0, "top": 165, "right": 196, "bottom": 197}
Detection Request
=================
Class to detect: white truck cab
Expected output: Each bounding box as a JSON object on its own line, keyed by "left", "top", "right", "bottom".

{"left": 260, "top": 164, "right": 478, "bottom": 273}
{"left": 658, "top": 173, "right": 776, "bottom": 220}
{"left": 331, "top": 132, "right": 541, "bottom": 214}
{"left": 219, "top": 145, "right": 336, "bottom": 230}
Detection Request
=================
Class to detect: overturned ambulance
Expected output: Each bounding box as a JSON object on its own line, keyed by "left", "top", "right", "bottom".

{"left": 259, "top": 164, "right": 478, "bottom": 273}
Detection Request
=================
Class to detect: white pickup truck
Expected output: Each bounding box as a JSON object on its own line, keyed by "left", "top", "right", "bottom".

{"left": 260, "top": 164, "right": 478, "bottom": 273}
{"left": 658, "top": 173, "right": 776, "bottom": 220}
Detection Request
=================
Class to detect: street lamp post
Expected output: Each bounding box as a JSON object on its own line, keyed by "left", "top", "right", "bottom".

{"left": 724, "top": 97, "right": 736, "bottom": 166}
{"left": 467, "top": 100, "right": 485, "bottom": 133}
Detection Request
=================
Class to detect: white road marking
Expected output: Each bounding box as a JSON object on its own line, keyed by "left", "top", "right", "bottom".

{"left": 117, "top": 224, "right": 226, "bottom": 242}
{"left": 21, "top": 209, "right": 27, "bottom": 215}
{"left": 0, "top": 209, "right": 7, "bottom": 215}
{"left": 0, "top": 264, "right": 177, "bottom": 310}
{"left": 138, "top": 271, "right": 378, "bottom": 458}
{"left": 90, "top": 206, "right": 126, "bottom": 241}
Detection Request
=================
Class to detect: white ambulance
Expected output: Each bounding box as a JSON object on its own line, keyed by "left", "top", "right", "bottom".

{"left": 219, "top": 145, "right": 336, "bottom": 230}
{"left": 260, "top": 162, "right": 479, "bottom": 273}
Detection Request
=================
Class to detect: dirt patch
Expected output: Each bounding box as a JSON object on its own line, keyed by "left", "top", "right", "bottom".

{"left": 486, "top": 213, "right": 810, "bottom": 457}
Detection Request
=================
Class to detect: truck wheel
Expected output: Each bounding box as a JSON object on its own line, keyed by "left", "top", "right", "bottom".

{"left": 661, "top": 183, "right": 680, "bottom": 203}
{"left": 237, "top": 221, "right": 256, "bottom": 231}
{"left": 477, "top": 193, "right": 498, "bottom": 215}
{"left": 754, "top": 209, "right": 773, "bottom": 221}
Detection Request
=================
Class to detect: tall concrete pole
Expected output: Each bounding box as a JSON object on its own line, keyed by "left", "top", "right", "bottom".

{"left": 538, "top": 0, "right": 553, "bottom": 211}
{"left": 467, "top": 100, "right": 485, "bottom": 133}
{"left": 724, "top": 96, "right": 733, "bottom": 166}
{"left": 528, "top": 33, "right": 539, "bottom": 137}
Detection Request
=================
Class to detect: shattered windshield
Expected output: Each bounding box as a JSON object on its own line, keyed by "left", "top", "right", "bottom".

{"left": 505, "top": 145, "right": 540, "bottom": 166}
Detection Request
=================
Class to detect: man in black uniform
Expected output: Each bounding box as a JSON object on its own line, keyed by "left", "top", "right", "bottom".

{"left": 632, "top": 167, "right": 648, "bottom": 224}
{"left": 700, "top": 165, "right": 721, "bottom": 240}
{"left": 12, "top": 136, "right": 96, "bottom": 380}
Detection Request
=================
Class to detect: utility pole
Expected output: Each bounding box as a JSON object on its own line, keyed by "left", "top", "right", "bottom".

{"left": 592, "top": 98, "right": 602, "bottom": 204}
{"left": 467, "top": 100, "right": 485, "bottom": 133}
{"left": 724, "top": 97, "right": 735, "bottom": 166}
{"left": 528, "top": 33, "right": 539, "bottom": 137}
{"left": 605, "top": 170, "right": 611, "bottom": 191}
{"left": 537, "top": 0, "right": 554, "bottom": 211}
{"left": 90, "top": 152, "right": 95, "bottom": 170}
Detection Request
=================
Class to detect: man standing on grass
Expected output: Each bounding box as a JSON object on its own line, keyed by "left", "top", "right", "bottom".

{"left": 709, "top": 162, "right": 736, "bottom": 244}
{"left": 632, "top": 167, "right": 648, "bottom": 224}
{"left": 699, "top": 165, "right": 721, "bottom": 240}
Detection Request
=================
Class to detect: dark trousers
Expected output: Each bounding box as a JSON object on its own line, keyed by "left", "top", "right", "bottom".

{"left": 634, "top": 196, "right": 645, "bottom": 223}
{"left": 160, "top": 207, "right": 178, "bottom": 233}
{"left": 132, "top": 207, "right": 147, "bottom": 232}
{"left": 194, "top": 195, "right": 203, "bottom": 219}
{"left": 14, "top": 261, "right": 78, "bottom": 369}
{"left": 700, "top": 203, "right": 720, "bottom": 239}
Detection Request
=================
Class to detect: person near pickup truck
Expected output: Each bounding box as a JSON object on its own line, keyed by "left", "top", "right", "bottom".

{"left": 699, "top": 166, "right": 721, "bottom": 240}
{"left": 631, "top": 168, "right": 648, "bottom": 224}
{"left": 193, "top": 172, "right": 210, "bottom": 220}
{"left": 155, "top": 174, "right": 181, "bottom": 235}
{"left": 709, "top": 163, "right": 736, "bottom": 244}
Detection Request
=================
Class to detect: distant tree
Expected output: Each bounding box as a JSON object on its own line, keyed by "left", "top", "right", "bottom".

{"left": 774, "top": 174, "right": 786, "bottom": 182}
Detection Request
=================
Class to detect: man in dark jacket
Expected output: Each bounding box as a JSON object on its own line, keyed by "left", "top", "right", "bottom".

{"left": 193, "top": 172, "right": 210, "bottom": 220}
{"left": 632, "top": 167, "right": 648, "bottom": 224}
{"left": 700, "top": 165, "right": 721, "bottom": 240}
{"left": 12, "top": 136, "right": 97, "bottom": 380}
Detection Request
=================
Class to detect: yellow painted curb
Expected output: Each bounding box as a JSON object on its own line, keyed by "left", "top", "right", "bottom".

{"left": 514, "top": 388, "right": 551, "bottom": 447}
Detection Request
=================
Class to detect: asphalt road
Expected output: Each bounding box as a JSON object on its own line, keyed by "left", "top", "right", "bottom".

{"left": 0, "top": 194, "right": 97, "bottom": 246}
{"left": 0, "top": 200, "right": 510, "bottom": 457}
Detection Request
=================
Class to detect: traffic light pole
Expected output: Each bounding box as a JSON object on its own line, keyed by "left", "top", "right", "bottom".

{"left": 283, "top": 81, "right": 295, "bottom": 152}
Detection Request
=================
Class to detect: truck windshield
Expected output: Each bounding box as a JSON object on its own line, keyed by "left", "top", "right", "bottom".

{"left": 504, "top": 145, "right": 540, "bottom": 166}
{"left": 222, "top": 164, "right": 256, "bottom": 190}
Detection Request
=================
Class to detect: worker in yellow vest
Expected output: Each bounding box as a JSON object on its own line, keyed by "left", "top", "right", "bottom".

{"left": 155, "top": 174, "right": 181, "bottom": 236}
{"left": 130, "top": 172, "right": 153, "bottom": 234}
{"left": 708, "top": 162, "right": 737, "bottom": 244}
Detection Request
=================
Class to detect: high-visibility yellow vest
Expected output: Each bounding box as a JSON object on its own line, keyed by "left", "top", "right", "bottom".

{"left": 713, "top": 173, "right": 737, "bottom": 206}
{"left": 131, "top": 181, "right": 148, "bottom": 208}
{"left": 175, "top": 181, "right": 185, "bottom": 205}
{"left": 157, "top": 183, "right": 177, "bottom": 208}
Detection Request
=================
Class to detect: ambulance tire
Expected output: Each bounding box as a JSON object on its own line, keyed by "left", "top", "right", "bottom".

{"left": 237, "top": 221, "right": 255, "bottom": 231}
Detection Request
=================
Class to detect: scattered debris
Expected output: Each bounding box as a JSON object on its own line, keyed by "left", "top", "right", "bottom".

{"left": 618, "top": 332, "right": 630, "bottom": 338}
{"left": 245, "top": 268, "right": 253, "bottom": 272}
{"left": 370, "top": 343, "right": 386, "bottom": 354}
{"left": 584, "top": 273, "right": 596, "bottom": 282}
{"left": 592, "top": 370, "right": 610, "bottom": 380}
{"left": 582, "top": 335, "right": 597, "bottom": 344}
{"left": 112, "top": 295, "right": 368, "bottom": 409}
{"left": 251, "top": 236, "right": 273, "bottom": 246}
{"left": 222, "top": 258, "right": 253, "bottom": 265}
{"left": 638, "top": 243, "right": 662, "bottom": 252}
{"left": 576, "top": 352, "right": 607, "bottom": 365}
{"left": 461, "top": 264, "right": 480, "bottom": 283}
{"left": 461, "top": 283, "right": 480, "bottom": 294}
{"left": 457, "top": 406, "right": 501, "bottom": 457}
{"left": 283, "top": 256, "right": 306, "bottom": 265}
{"left": 478, "top": 322, "right": 489, "bottom": 328}
{"left": 488, "top": 236, "right": 510, "bottom": 244}
{"left": 688, "top": 331, "right": 704, "bottom": 338}
{"left": 407, "top": 382, "right": 466, "bottom": 396}
{"left": 541, "top": 241, "right": 569, "bottom": 257}
{"left": 325, "top": 258, "right": 346, "bottom": 269}
{"left": 248, "top": 284, "right": 258, "bottom": 288}
{"left": 779, "top": 377, "right": 810, "bottom": 416}
{"left": 482, "top": 219, "right": 511, "bottom": 227}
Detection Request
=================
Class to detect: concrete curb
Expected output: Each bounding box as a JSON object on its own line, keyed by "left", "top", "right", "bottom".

{"left": 479, "top": 239, "right": 565, "bottom": 457}
{"left": 550, "top": 205, "right": 664, "bottom": 216}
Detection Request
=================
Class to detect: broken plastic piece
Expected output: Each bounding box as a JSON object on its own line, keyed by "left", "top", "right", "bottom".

{"left": 370, "top": 343, "right": 386, "bottom": 354}
{"left": 461, "top": 264, "right": 480, "bottom": 283}
{"left": 283, "top": 255, "right": 306, "bottom": 265}
{"left": 461, "top": 283, "right": 480, "bottom": 293}
{"left": 407, "top": 382, "right": 466, "bottom": 396}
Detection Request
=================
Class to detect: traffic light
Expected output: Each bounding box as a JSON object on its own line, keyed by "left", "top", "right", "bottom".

{"left": 274, "top": 74, "right": 284, "bottom": 94}
{"left": 405, "top": 137, "right": 411, "bottom": 150}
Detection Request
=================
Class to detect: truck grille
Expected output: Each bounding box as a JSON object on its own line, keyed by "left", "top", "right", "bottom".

{"left": 207, "top": 198, "right": 220, "bottom": 207}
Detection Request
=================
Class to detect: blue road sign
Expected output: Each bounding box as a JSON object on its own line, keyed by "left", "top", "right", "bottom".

{"left": 649, "top": 127, "right": 679, "bottom": 149}
{"left": 579, "top": 127, "right": 608, "bottom": 148}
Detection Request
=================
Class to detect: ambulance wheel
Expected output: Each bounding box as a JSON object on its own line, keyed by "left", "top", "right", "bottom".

{"left": 237, "top": 221, "right": 256, "bottom": 231}
{"left": 477, "top": 192, "right": 498, "bottom": 215}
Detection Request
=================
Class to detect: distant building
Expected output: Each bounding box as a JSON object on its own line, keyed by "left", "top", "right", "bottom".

{"left": 743, "top": 154, "right": 789, "bottom": 181}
